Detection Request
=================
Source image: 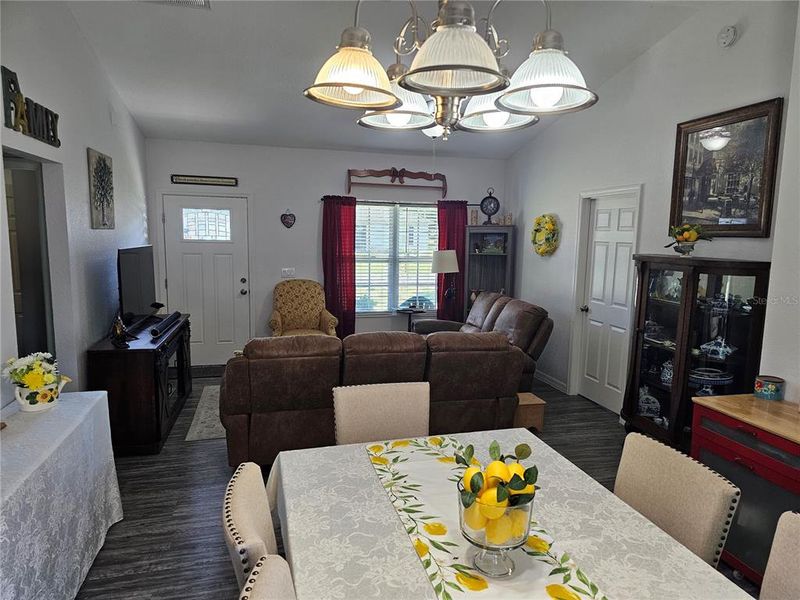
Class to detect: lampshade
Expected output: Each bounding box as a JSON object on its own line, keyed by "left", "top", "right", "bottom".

{"left": 699, "top": 127, "right": 731, "bottom": 151}
{"left": 398, "top": 1, "right": 507, "bottom": 97}
{"left": 304, "top": 27, "right": 401, "bottom": 110}
{"left": 357, "top": 65, "right": 435, "bottom": 131}
{"left": 431, "top": 250, "right": 459, "bottom": 274}
{"left": 459, "top": 89, "right": 539, "bottom": 133}
{"left": 496, "top": 30, "right": 597, "bottom": 115}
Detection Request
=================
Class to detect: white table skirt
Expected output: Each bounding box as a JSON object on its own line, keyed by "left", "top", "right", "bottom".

{"left": 271, "top": 428, "right": 751, "bottom": 600}
{"left": 1, "top": 391, "right": 123, "bottom": 599}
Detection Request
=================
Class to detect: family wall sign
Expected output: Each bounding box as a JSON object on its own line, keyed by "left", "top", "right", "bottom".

{"left": 2, "top": 66, "right": 61, "bottom": 148}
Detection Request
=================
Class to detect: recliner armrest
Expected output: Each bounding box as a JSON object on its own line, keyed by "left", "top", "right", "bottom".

{"left": 412, "top": 319, "right": 463, "bottom": 334}
{"left": 268, "top": 310, "right": 283, "bottom": 336}
{"left": 527, "top": 317, "right": 553, "bottom": 361}
{"left": 319, "top": 309, "right": 338, "bottom": 336}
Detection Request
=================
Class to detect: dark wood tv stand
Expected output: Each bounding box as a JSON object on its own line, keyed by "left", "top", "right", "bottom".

{"left": 87, "top": 314, "right": 192, "bottom": 455}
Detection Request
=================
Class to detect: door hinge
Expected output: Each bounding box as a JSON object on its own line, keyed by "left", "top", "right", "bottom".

{"left": 164, "top": 278, "right": 168, "bottom": 289}
{"left": 161, "top": 213, "right": 165, "bottom": 224}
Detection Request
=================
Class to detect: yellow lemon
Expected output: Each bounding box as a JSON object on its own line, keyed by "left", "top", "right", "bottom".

{"left": 463, "top": 502, "right": 487, "bottom": 530}
{"left": 546, "top": 584, "right": 581, "bottom": 600}
{"left": 391, "top": 440, "right": 410, "bottom": 448}
{"left": 428, "top": 436, "right": 443, "bottom": 446}
{"left": 526, "top": 535, "right": 551, "bottom": 553}
{"left": 455, "top": 572, "right": 488, "bottom": 592}
{"left": 477, "top": 486, "right": 508, "bottom": 520}
{"left": 414, "top": 539, "right": 429, "bottom": 558}
{"left": 687, "top": 230, "right": 699, "bottom": 242}
{"left": 370, "top": 456, "right": 389, "bottom": 465}
{"left": 462, "top": 466, "right": 485, "bottom": 494}
{"left": 509, "top": 509, "right": 529, "bottom": 538}
{"left": 485, "top": 514, "right": 513, "bottom": 545}
{"left": 508, "top": 462, "right": 535, "bottom": 495}
{"left": 368, "top": 444, "right": 384, "bottom": 453}
{"left": 423, "top": 522, "right": 447, "bottom": 536}
{"left": 484, "top": 460, "right": 511, "bottom": 486}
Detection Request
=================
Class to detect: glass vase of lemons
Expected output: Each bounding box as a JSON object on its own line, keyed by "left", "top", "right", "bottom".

{"left": 456, "top": 441, "right": 538, "bottom": 577}
{"left": 665, "top": 224, "right": 712, "bottom": 256}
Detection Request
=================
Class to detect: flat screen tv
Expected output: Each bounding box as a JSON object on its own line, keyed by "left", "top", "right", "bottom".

{"left": 118, "top": 245, "right": 158, "bottom": 326}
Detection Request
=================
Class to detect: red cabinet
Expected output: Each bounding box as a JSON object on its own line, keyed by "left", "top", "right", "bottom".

{"left": 691, "top": 396, "right": 800, "bottom": 583}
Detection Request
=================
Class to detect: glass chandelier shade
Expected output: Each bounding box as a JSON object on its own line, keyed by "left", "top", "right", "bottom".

{"left": 304, "top": 27, "right": 401, "bottom": 110}
{"left": 422, "top": 124, "right": 445, "bottom": 139}
{"left": 699, "top": 127, "right": 732, "bottom": 151}
{"left": 357, "top": 69, "right": 435, "bottom": 131}
{"left": 496, "top": 31, "right": 597, "bottom": 115}
{"left": 459, "top": 89, "right": 538, "bottom": 133}
{"left": 398, "top": 2, "right": 508, "bottom": 97}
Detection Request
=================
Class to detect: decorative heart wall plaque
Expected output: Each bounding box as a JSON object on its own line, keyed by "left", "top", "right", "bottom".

{"left": 281, "top": 212, "right": 296, "bottom": 228}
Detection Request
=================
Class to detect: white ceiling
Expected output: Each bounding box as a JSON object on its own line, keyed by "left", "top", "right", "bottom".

{"left": 67, "top": 1, "right": 700, "bottom": 159}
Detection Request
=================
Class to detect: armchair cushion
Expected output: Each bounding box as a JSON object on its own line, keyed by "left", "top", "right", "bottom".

{"left": 464, "top": 292, "right": 502, "bottom": 329}
{"left": 493, "top": 300, "right": 548, "bottom": 352}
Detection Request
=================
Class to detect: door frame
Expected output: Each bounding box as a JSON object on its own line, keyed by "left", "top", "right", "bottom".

{"left": 567, "top": 184, "right": 643, "bottom": 397}
{"left": 155, "top": 189, "right": 255, "bottom": 343}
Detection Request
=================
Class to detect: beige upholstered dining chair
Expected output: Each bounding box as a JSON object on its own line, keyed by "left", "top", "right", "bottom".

{"left": 238, "top": 554, "right": 297, "bottom": 600}
{"left": 759, "top": 511, "right": 800, "bottom": 600}
{"left": 223, "top": 463, "right": 279, "bottom": 588}
{"left": 333, "top": 382, "right": 430, "bottom": 445}
{"left": 614, "top": 433, "right": 740, "bottom": 566}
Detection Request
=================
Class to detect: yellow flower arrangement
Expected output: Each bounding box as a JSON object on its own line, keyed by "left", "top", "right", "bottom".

{"left": 3, "top": 352, "right": 71, "bottom": 408}
{"left": 531, "top": 214, "right": 561, "bottom": 256}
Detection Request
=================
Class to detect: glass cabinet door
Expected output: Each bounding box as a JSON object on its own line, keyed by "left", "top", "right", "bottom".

{"left": 633, "top": 267, "right": 685, "bottom": 430}
{"left": 688, "top": 273, "right": 758, "bottom": 396}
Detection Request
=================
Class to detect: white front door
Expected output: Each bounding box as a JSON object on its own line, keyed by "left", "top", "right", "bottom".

{"left": 163, "top": 194, "right": 250, "bottom": 365}
{"left": 577, "top": 191, "right": 639, "bottom": 413}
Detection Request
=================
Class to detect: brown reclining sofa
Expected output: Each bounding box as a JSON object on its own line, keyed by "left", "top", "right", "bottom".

{"left": 412, "top": 292, "right": 553, "bottom": 391}
{"left": 219, "top": 330, "right": 524, "bottom": 466}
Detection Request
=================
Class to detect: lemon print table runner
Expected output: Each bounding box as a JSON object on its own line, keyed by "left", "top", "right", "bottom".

{"left": 367, "top": 436, "right": 609, "bottom": 600}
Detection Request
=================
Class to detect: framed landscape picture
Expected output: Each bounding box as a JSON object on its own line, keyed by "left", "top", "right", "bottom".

{"left": 669, "top": 98, "right": 783, "bottom": 237}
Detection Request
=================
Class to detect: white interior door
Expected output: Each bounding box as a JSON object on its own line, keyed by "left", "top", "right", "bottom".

{"left": 163, "top": 194, "right": 250, "bottom": 365}
{"left": 577, "top": 191, "right": 639, "bottom": 413}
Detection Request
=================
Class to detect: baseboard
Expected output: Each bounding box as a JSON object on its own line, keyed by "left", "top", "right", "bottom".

{"left": 191, "top": 364, "right": 225, "bottom": 379}
{"left": 534, "top": 370, "right": 568, "bottom": 393}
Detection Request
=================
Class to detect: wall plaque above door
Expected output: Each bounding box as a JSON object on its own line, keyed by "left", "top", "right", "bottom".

{"left": 2, "top": 66, "right": 61, "bottom": 148}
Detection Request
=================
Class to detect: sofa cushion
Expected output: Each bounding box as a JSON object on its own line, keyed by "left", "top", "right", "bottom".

{"left": 342, "top": 332, "right": 427, "bottom": 385}
{"left": 481, "top": 296, "right": 512, "bottom": 332}
{"left": 459, "top": 324, "right": 482, "bottom": 334}
{"left": 464, "top": 292, "right": 502, "bottom": 329}
{"left": 244, "top": 335, "right": 341, "bottom": 359}
{"left": 427, "top": 331, "right": 509, "bottom": 352}
{"left": 493, "top": 300, "right": 548, "bottom": 351}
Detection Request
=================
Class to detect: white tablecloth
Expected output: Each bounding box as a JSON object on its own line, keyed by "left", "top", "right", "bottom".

{"left": 272, "top": 428, "right": 751, "bottom": 600}
{"left": 1, "top": 392, "right": 123, "bottom": 599}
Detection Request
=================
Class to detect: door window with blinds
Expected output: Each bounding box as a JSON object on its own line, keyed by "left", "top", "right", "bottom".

{"left": 356, "top": 203, "right": 438, "bottom": 313}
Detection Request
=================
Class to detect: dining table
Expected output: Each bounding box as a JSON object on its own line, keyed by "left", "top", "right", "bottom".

{"left": 269, "top": 428, "right": 752, "bottom": 600}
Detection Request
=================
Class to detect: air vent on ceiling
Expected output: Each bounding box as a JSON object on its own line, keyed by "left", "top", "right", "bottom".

{"left": 148, "top": 0, "right": 211, "bottom": 9}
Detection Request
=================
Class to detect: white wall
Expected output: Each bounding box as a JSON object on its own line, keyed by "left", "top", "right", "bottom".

{"left": 145, "top": 139, "right": 506, "bottom": 341}
{"left": 760, "top": 9, "right": 800, "bottom": 404}
{"left": 1, "top": 1, "right": 148, "bottom": 402}
{"left": 505, "top": 1, "right": 798, "bottom": 390}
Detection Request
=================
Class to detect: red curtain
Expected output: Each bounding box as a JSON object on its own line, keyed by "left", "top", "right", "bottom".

{"left": 322, "top": 195, "right": 356, "bottom": 337}
{"left": 437, "top": 200, "right": 467, "bottom": 321}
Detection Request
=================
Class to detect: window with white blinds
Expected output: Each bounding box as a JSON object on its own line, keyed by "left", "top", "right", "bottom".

{"left": 356, "top": 203, "right": 438, "bottom": 313}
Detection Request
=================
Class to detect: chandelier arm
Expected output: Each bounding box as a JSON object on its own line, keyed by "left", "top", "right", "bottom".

{"left": 392, "top": 0, "right": 429, "bottom": 56}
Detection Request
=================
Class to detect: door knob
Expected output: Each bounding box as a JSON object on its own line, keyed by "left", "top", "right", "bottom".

{"left": 240, "top": 289, "right": 248, "bottom": 295}
{"left": 240, "top": 277, "right": 247, "bottom": 284}
{"left": 579, "top": 305, "right": 589, "bottom": 313}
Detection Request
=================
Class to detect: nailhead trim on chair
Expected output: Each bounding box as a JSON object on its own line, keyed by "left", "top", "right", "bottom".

{"left": 240, "top": 556, "right": 268, "bottom": 600}
{"left": 224, "top": 464, "right": 252, "bottom": 577}
{"left": 631, "top": 433, "right": 740, "bottom": 567}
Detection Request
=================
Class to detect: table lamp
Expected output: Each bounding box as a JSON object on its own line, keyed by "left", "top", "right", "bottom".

{"left": 431, "top": 250, "right": 459, "bottom": 300}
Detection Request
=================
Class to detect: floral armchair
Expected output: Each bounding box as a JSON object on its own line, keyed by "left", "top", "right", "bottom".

{"left": 268, "top": 279, "right": 338, "bottom": 337}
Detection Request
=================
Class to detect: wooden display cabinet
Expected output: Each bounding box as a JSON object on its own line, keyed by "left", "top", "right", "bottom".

{"left": 622, "top": 255, "right": 770, "bottom": 448}
{"left": 463, "top": 225, "right": 515, "bottom": 319}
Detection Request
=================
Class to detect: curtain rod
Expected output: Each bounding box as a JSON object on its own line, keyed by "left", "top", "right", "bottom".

{"left": 319, "top": 198, "right": 468, "bottom": 207}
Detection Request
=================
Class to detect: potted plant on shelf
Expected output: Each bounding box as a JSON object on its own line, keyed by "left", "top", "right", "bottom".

{"left": 665, "top": 223, "right": 712, "bottom": 256}
{"left": 2, "top": 352, "right": 71, "bottom": 412}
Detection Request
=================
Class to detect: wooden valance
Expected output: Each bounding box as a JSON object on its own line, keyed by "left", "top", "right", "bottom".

{"left": 347, "top": 168, "right": 447, "bottom": 198}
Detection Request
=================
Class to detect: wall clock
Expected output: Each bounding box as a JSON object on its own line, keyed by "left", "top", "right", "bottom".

{"left": 479, "top": 188, "right": 500, "bottom": 224}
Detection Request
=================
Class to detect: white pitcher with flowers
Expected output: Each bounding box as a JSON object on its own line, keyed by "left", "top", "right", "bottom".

{"left": 3, "top": 352, "right": 71, "bottom": 412}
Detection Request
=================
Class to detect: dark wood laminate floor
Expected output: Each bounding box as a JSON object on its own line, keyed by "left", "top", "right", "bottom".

{"left": 78, "top": 378, "right": 755, "bottom": 599}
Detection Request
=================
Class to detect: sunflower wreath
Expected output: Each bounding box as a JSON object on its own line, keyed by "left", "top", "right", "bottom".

{"left": 531, "top": 214, "right": 560, "bottom": 256}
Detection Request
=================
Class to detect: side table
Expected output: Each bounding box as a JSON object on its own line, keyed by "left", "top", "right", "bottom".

{"left": 396, "top": 308, "right": 427, "bottom": 332}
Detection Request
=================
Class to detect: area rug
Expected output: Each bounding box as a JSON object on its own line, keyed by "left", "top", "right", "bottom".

{"left": 185, "top": 385, "right": 225, "bottom": 441}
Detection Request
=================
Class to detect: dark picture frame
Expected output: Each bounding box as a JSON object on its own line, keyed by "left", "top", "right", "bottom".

{"left": 669, "top": 98, "right": 783, "bottom": 237}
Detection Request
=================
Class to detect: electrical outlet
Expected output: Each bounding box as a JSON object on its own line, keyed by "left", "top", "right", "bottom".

{"left": 281, "top": 268, "right": 296, "bottom": 278}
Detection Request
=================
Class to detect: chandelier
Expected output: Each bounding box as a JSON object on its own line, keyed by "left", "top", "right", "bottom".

{"left": 305, "top": 0, "right": 596, "bottom": 140}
